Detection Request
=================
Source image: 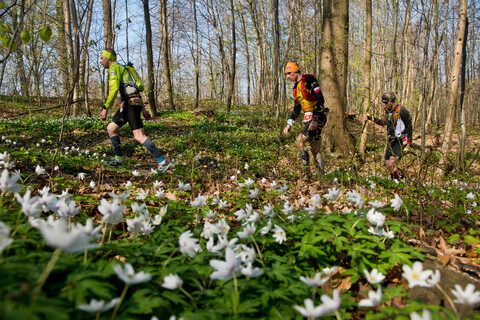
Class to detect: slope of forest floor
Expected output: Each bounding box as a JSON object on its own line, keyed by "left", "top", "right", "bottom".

{"left": 1, "top": 97, "right": 480, "bottom": 318}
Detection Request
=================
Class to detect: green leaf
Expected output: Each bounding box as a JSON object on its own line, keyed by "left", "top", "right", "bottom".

{"left": 20, "top": 29, "right": 30, "bottom": 44}
{"left": 39, "top": 26, "right": 52, "bottom": 42}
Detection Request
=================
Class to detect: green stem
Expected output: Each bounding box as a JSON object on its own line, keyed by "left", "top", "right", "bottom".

{"left": 335, "top": 310, "right": 342, "bottom": 320}
{"left": 435, "top": 284, "right": 457, "bottom": 315}
{"left": 179, "top": 286, "right": 197, "bottom": 308}
{"left": 110, "top": 284, "right": 129, "bottom": 320}
{"left": 29, "top": 248, "right": 63, "bottom": 313}
{"left": 100, "top": 223, "right": 108, "bottom": 245}
{"left": 95, "top": 312, "right": 101, "bottom": 320}
{"left": 250, "top": 235, "right": 266, "bottom": 269}
{"left": 232, "top": 272, "right": 239, "bottom": 318}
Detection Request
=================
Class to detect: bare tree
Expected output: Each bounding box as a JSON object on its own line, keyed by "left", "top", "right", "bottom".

{"left": 358, "top": 0, "right": 372, "bottom": 156}
{"left": 142, "top": 0, "right": 157, "bottom": 115}
{"left": 320, "top": 0, "right": 354, "bottom": 156}
{"left": 437, "top": 0, "right": 467, "bottom": 176}
{"left": 160, "top": 0, "right": 175, "bottom": 110}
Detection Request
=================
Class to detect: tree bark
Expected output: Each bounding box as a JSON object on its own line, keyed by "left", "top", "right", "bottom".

{"left": 320, "top": 0, "right": 354, "bottom": 156}
{"left": 437, "top": 0, "right": 467, "bottom": 176}
{"left": 358, "top": 0, "right": 372, "bottom": 156}
{"left": 160, "top": 0, "right": 175, "bottom": 110}
{"left": 142, "top": 0, "right": 157, "bottom": 115}
{"left": 102, "top": 0, "right": 114, "bottom": 48}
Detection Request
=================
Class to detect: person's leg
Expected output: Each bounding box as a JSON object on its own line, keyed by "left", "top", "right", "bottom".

{"left": 385, "top": 140, "right": 402, "bottom": 179}
{"left": 296, "top": 133, "right": 310, "bottom": 175}
{"left": 310, "top": 139, "right": 325, "bottom": 175}
{"left": 107, "top": 122, "right": 123, "bottom": 165}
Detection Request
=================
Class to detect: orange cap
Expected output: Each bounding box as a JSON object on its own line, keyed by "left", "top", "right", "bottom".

{"left": 285, "top": 61, "right": 299, "bottom": 74}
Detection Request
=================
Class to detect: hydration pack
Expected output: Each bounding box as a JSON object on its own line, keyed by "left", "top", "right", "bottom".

{"left": 123, "top": 62, "right": 144, "bottom": 93}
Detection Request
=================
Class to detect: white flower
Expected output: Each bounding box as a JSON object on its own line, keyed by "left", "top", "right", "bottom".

{"left": 390, "top": 194, "right": 403, "bottom": 211}
{"left": 177, "top": 181, "right": 191, "bottom": 192}
{"left": 35, "top": 165, "right": 46, "bottom": 175}
{"left": 294, "top": 299, "right": 325, "bottom": 318}
{"left": 153, "top": 180, "right": 163, "bottom": 189}
{"left": 249, "top": 188, "right": 259, "bottom": 198}
{"left": 322, "top": 266, "right": 338, "bottom": 276}
{"left": 300, "top": 272, "right": 329, "bottom": 287}
{"left": 56, "top": 198, "right": 81, "bottom": 218}
{"left": 77, "top": 298, "right": 120, "bottom": 313}
{"left": 0, "top": 169, "right": 21, "bottom": 193}
{"left": 366, "top": 208, "right": 386, "bottom": 228}
{"left": 364, "top": 268, "right": 385, "bottom": 285}
{"left": 402, "top": 262, "right": 433, "bottom": 288}
{"left": 77, "top": 172, "right": 86, "bottom": 180}
{"left": 15, "top": 190, "right": 42, "bottom": 219}
{"left": 270, "top": 181, "right": 278, "bottom": 189}
{"left": 215, "top": 219, "right": 230, "bottom": 236}
{"left": 277, "top": 184, "right": 288, "bottom": 194}
{"left": 310, "top": 194, "right": 322, "bottom": 207}
{"left": 0, "top": 221, "right": 13, "bottom": 253}
{"left": 206, "top": 210, "right": 216, "bottom": 219}
{"left": 132, "top": 170, "right": 140, "bottom": 177}
{"left": 218, "top": 200, "right": 228, "bottom": 209}
{"left": 191, "top": 194, "right": 206, "bottom": 207}
{"left": 425, "top": 269, "right": 441, "bottom": 287}
{"left": 152, "top": 215, "right": 163, "bottom": 225}
{"left": 89, "top": 181, "right": 96, "bottom": 189}
{"left": 244, "top": 178, "right": 255, "bottom": 187}
{"left": 39, "top": 218, "right": 98, "bottom": 253}
{"left": 234, "top": 244, "right": 255, "bottom": 263}
{"left": 136, "top": 188, "right": 149, "bottom": 200}
{"left": 261, "top": 178, "right": 267, "bottom": 184}
{"left": 410, "top": 309, "right": 432, "bottom": 320}
{"left": 368, "top": 200, "right": 384, "bottom": 209}
{"left": 237, "top": 223, "right": 256, "bottom": 239}
{"left": 125, "top": 181, "right": 132, "bottom": 188}
{"left": 241, "top": 262, "right": 263, "bottom": 278}
{"left": 281, "top": 201, "right": 294, "bottom": 215}
{"left": 451, "top": 283, "right": 480, "bottom": 306}
{"left": 108, "top": 191, "right": 130, "bottom": 202}
{"left": 155, "top": 189, "right": 166, "bottom": 198}
{"left": 262, "top": 203, "right": 275, "bottom": 218}
{"left": 234, "top": 208, "right": 248, "bottom": 222}
{"left": 162, "top": 274, "right": 183, "bottom": 290}
{"left": 358, "top": 286, "right": 382, "bottom": 307}
{"left": 113, "top": 263, "right": 151, "bottom": 285}
{"left": 179, "top": 231, "right": 202, "bottom": 257}
{"left": 260, "top": 219, "right": 272, "bottom": 235}
{"left": 244, "top": 163, "right": 249, "bottom": 170}
{"left": 272, "top": 225, "right": 286, "bottom": 244}
{"left": 324, "top": 187, "right": 340, "bottom": 201}
{"left": 294, "top": 290, "right": 341, "bottom": 318}
{"left": 466, "top": 192, "right": 475, "bottom": 200}
{"left": 201, "top": 221, "right": 220, "bottom": 239}
{"left": 98, "top": 198, "right": 125, "bottom": 224}
{"left": 209, "top": 247, "right": 242, "bottom": 280}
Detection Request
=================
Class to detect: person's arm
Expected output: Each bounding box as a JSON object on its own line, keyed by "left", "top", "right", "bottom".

{"left": 400, "top": 107, "right": 413, "bottom": 144}
{"left": 104, "top": 65, "right": 121, "bottom": 110}
{"left": 367, "top": 113, "right": 386, "bottom": 126}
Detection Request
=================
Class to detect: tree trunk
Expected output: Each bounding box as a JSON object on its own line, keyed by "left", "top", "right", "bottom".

{"left": 102, "top": 0, "right": 114, "bottom": 48}
{"left": 143, "top": 0, "right": 157, "bottom": 115}
{"left": 320, "top": 0, "right": 354, "bottom": 156}
{"left": 437, "top": 0, "right": 467, "bottom": 176}
{"left": 358, "top": 0, "right": 372, "bottom": 156}
{"left": 160, "top": 0, "right": 175, "bottom": 110}
{"left": 225, "top": 0, "right": 236, "bottom": 112}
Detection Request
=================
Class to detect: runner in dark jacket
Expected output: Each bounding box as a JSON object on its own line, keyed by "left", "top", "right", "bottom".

{"left": 367, "top": 91, "right": 412, "bottom": 180}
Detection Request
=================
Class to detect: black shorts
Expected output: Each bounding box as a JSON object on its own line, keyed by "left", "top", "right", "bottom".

{"left": 112, "top": 102, "right": 143, "bottom": 131}
{"left": 301, "top": 113, "right": 327, "bottom": 142}
{"left": 385, "top": 138, "right": 404, "bottom": 160}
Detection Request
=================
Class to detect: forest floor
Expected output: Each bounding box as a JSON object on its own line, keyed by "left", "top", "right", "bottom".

{"left": 1, "top": 97, "right": 480, "bottom": 317}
